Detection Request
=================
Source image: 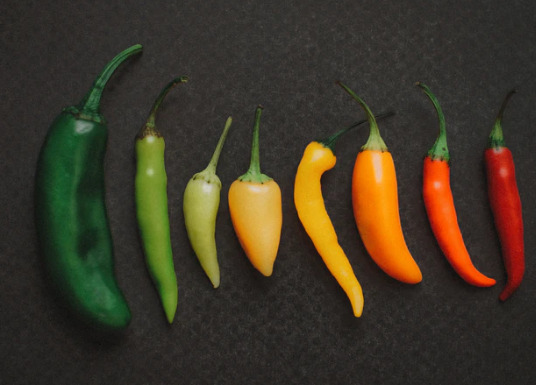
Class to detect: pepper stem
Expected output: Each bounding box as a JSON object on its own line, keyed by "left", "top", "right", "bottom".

{"left": 149, "top": 77, "right": 188, "bottom": 127}
{"left": 79, "top": 44, "right": 143, "bottom": 114}
{"left": 205, "top": 116, "right": 233, "bottom": 174}
{"left": 138, "top": 77, "right": 188, "bottom": 139}
{"left": 417, "top": 82, "right": 449, "bottom": 162}
{"left": 489, "top": 89, "right": 516, "bottom": 149}
{"left": 320, "top": 112, "right": 395, "bottom": 152}
{"left": 238, "top": 106, "right": 272, "bottom": 183}
{"left": 337, "top": 81, "right": 387, "bottom": 152}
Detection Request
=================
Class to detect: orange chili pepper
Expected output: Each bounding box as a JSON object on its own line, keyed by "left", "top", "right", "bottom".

{"left": 228, "top": 106, "right": 282, "bottom": 276}
{"left": 338, "top": 82, "right": 422, "bottom": 284}
{"left": 418, "top": 82, "right": 495, "bottom": 287}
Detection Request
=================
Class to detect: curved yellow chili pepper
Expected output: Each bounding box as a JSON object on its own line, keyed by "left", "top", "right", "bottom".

{"left": 228, "top": 106, "right": 282, "bottom": 276}
{"left": 339, "top": 82, "right": 422, "bottom": 284}
{"left": 294, "top": 121, "right": 370, "bottom": 317}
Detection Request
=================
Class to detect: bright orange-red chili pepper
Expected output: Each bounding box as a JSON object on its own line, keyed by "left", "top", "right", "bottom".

{"left": 418, "top": 83, "right": 495, "bottom": 287}
{"left": 338, "top": 82, "right": 422, "bottom": 284}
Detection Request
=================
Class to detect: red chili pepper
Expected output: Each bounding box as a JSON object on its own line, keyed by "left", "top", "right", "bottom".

{"left": 485, "top": 89, "right": 524, "bottom": 301}
{"left": 418, "top": 83, "right": 495, "bottom": 287}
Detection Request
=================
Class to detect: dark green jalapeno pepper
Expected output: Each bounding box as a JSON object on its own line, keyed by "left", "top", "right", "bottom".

{"left": 35, "top": 44, "right": 142, "bottom": 330}
{"left": 135, "top": 77, "right": 187, "bottom": 323}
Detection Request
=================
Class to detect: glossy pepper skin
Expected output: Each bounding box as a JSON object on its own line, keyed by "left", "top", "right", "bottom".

{"left": 228, "top": 106, "right": 282, "bottom": 276}
{"left": 183, "top": 117, "right": 232, "bottom": 288}
{"left": 135, "top": 77, "right": 187, "bottom": 323}
{"left": 418, "top": 83, "right": 495, "bottom": 287}
{"left": 338, "top": 82, "right": 422, "bottom": 284}
{"left": 485, "top": 90, "right": 524, "bottom": 301}
{"left": 35, "top": 45, "right": 142, "bottom": 330}
{"left": 294, "top": 120, "right": 372, "bottom": 317}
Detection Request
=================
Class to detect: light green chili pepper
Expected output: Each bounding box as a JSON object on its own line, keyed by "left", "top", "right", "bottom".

{"left": 183, "top": 117, "right": 232, "bottom": 288}
{"left": 135, "top": 77, "right": 188, "bottom": 323}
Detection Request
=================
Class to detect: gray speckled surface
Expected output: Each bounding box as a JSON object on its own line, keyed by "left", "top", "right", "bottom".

{"left": 1, "top": 1, "right": 535, "bottom": 384}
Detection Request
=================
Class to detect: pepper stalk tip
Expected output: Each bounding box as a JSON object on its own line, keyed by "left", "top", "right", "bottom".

{"left": 143, "top": 76, "right": 188, "bottom": 133}
{"left": 337, "top": 81, "right": 387, "bottom": 152}
{"left": 417, "top": 82, "right": 449, "bottom": 162}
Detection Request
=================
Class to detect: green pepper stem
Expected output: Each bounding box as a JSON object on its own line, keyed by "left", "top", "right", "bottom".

{"left": 79, "top": 44, "right": 143, "bottom": 113}
{"left": 489, "top": 89, "right": 516, "bottom": 149}
{"left": 138, "top": 77, "right": 188, "bottom": 139}
{"left": 205, "top": 116, "right": 233, "bottom": 174}
{"left": 337, "top": 81, "right": 387, "bottom": 152}
{"left": 145, "top": 77, "right": 189, "bottom": 129}
{"left": 249, "top": 106, "right": 263, "bottom": 175}
{"left": 320, "top": 112, "right": 395, "bottom": 152}
{"left": 417, "top": 82, "right": 449, "bottom": 162}
{"left": 238, "top": 106, "right": 272, "bottom": 183}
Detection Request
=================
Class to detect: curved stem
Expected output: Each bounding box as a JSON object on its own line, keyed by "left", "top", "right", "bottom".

{"left": 489, "top": 89, "right": 516, "bottom": 149}
{"left": 138, "top": 77, "right": 188, "bottom": 139}
{"left": 79, "top": 44, "right": 143, "bottom": 113}
{"left": 205, "top": 116, "right": 232, "bottom": 174}
{"left": 417, "top": 82, "right": 449, "bottom": 162}
{"left": 145, "top": 77, "right": 189, "bottom": 129}
{"left": 320, "top": 112, "right": 395, "bottom": 152}
{"left": 337, "top": 81, "right": 387, "bottom": 152}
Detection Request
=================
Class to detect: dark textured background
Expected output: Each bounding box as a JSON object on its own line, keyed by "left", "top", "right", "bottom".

{"left": 1, "top": 1, "right": 535, "bottom": 384}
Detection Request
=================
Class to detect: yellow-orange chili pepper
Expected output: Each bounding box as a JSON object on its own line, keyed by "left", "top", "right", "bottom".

{"left": 338, "top": 82, "right": 422, "bottom": 284}
{"left": 228, "top": 106, "right": 282, "bottom": 276}
{"left": 294, "top": 120, "right": 374, "bottom": 317}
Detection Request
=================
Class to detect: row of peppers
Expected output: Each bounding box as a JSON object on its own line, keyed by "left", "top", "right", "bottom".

{"left": 35, "top": 45, "right": 524, "bottom": 330}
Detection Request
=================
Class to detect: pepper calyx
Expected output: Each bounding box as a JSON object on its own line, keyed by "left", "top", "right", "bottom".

{"left": 64, "top": 106, "right": 105, "bottom": 124}
{"left": 137, "top": 124, "right": 162, "bottom": 140}
{"left": 192, "top": 169, "right": 222, "bottom": 187}
{"left": 238, "top": 170, "right": 272, "bottom": 184}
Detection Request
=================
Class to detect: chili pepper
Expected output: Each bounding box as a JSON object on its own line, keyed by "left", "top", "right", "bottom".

{"left": 135, "top": 77, "right": 187, "bottom": 323}
{"left": 35, "top": 44, "right": 142, "bottom": 330}
{"left": 183, "top": 117, "right": 232, "bottom": 288}
{"left": 338, "top": 82, "right": 422, "bottom": 284}
{"left": 294, "top": 114, "right": 393, "bottom": 317}
{"left": 485, "top": 90, "right": 524, "bottom": 301}
{"left": 228, "top": 106, "right": 282, "bottom": 276}
{"left": 418, "top": 83, "right": 496, "bottom": 287}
